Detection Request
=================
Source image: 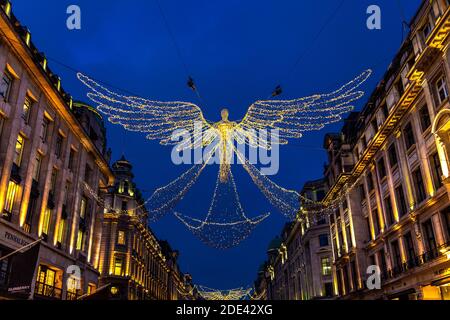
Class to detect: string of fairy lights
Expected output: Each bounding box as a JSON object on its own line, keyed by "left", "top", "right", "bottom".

{"left": 174, "top": 163, "right": 270, "bottom": 249}
{"left": 196, "top": 286, "right": 253, "bottom": 301}
{"left": 78, "top": 69, "right": 372, "bottom": 249}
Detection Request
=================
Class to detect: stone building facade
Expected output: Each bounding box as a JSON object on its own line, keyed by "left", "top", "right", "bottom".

{"left": 98, "top": 157, "right": 196, "bottom": 300}
{"left": 0, "top": 0, "right": 197, "bottom": 300}
{"left": 255, "top": 0, "right": 450, "bottom": 301}
{"left": 321, "top": 0, "right": 450, "bottom": 300}
{"left": 255, "top": 179, "right": 333, "bottom": 300}
{"left": 0, "top": 0, "right": 114, "bottom": 299}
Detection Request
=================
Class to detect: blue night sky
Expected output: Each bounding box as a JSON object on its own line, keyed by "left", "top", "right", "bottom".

{"left": 13, "top": 0, "right": 421, "bottom": 289}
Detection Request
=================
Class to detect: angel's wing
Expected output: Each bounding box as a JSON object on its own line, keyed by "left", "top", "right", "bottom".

{"left": 236, "top": 70, "right": 372, "bottom": 147}
{"left": 77, "top": 73, "right": 218, "bottom": 149}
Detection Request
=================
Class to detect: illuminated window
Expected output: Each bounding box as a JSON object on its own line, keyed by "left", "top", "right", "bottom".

{"left": 114, "top": 257, "right": 124, "bottom": 276}
{"left": 42, "top": 208, "right": 52, "bottom": 236}
{"left": 35, "top": 265, "right": 58, "bottom": 298}
{"left": 117, "top": 230, "right": 126, "bottom": 245}
{"left": 57, "top": 218, "right": 66, "bottom": 245}
{"left": 13, "top": 134, "right": 25, "bottom": 167}
{"left": 22, "top": 96, "right": 32, "bottom": 123}
{"left": 80, "top": 197, "right": 87, "bottom": 219}
{"left": 321, "top": 257, "right": 331, "bottom": 276}
{"left": 87, "top": 283, "right": 96, "bottom": 295}
{"left": 0, "top": 70, "right": 13, "bottom": 101}
{"left": 3, "top": 180, "right": 19, "bottom": 218}
{"left": 76, "top": 230, "right": 85, "bottom": 251}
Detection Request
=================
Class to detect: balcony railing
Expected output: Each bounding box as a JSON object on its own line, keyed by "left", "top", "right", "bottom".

{"left": 34, "top": 282, "right": 62, "bottom": 299}
{"left": 383, "top": 241, "right": 450, "bottom": 282}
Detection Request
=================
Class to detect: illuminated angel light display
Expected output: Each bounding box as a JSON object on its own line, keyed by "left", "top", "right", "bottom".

{"left": 196, "top": 285, "right": 253, "bottom": 301}
{"left": 78, "top": 69, "right": 371, "bottom": 248}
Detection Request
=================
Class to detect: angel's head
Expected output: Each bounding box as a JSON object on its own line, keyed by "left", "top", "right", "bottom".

{"left": 221, "top": 108, "right": 229, "bottom": 121}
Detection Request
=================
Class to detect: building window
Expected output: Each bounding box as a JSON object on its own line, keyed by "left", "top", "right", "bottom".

{"left": 372, "top": 209, "right": 380, "bottom": 236}
{"left": 403, "top": 232, "right": 416, "bottom": 266}
{"left": 80, "top": 197, "right": 87, "bottom": 219}
{"left": 381, "top": 103, "right": 389, "bottom": 120}
{"left": 13, "top": 134, "right": 25, "bottom": 167}
{"left": 57, "top": 218, "right": 66, "bottom": 245}
{"left": 359, "top": 184, "right": 366, "bottom": 202}
{"left": 434, "top": 76, "right": 449, "bottom": 106}
{"left": 404, "top": 122, "right": 416, "bottom": 150}
{"left": 50, "top": 169, "right": 57, "bottom": 196}
{"left": 55, "top": 133, "right": 63, "bottom": 158}
{"left": 319, "top": 234, "right": 329, "bottom": 247}
{"left": 443, "top": 207, "right": 450, "bottom": 242}
{"left": 32, "top": 153, "right": 42, "bottom": 182}
{"left": 388, "top": 143, "right": 398, "bottom": 168}
{"left": 3, "top": 180, "right": 19, "bottom": 219}
{"left": 40, "top": 117, "right": 50, "bottom": 142}
{"left": 24, "top": 196, "right": 37, "bottom": 233}
{"left": 121, "top": 200, "right": 128, "bottom": 213}
{"left": 35, "top": 265, "right": 59, "bottom": 298}
{"left": 321, "top": 257, "right": 332, "bottom": 276}
{"left": 422, "top": 219, "right": 437, "bottom": 252}
{"left": 391, "top": 240, "right": 402, "bottom": 271}
{"left": 365, "top": 216, "right": 372, "bottom": 241}
{"left": 76, "top": 230, "right": 85, "bottom": 251}
{"left": 117, "top": 230, "right": 126, "bottom": 245}
{"left": 87, "top": 284, "right": 96, "bottom": 295}
{"left": 42, "top": 208, "right": 52, "bottom": 236}
{"left": 430, "top": 152, "right": 443, "bottom": 189}
{"left": 22, "top": 96, "right": 33, "bottom": 124}
{"left": 68, "top": 148, "right": 76, "bottom": 171}
{"left": 412, "top": 168, "right": 427, "bottom": 203}
{"left": 367, "top": 172, "right": 374, "bottom": 192}
{"left": 379, "top": 249, "right": 387, "bottom": 276}
{"left": 422, "top": 21, "right": 433, "bottom": 40}
{"left": 384, "top": 196, "right": 395, "bottom": 226}
{"left": 0, "top": 70, "right": 13, "bottom": 101}
{"left": 395, "top": 185, "right": 408, "bottom": 217}
{"left": 378, "top": 157, "right": 387, "bottom": 179}
{"left": 84, "top": 164, "right": 92, "bottom": 186}
{"left": 0, "top": 116, "right": 4, "bottom": 139}
{"left": 419, "top": 105, "right": 431, "bottom": 132}
{"left": 324, "top": 282, "right": 333, "bottom": 297}
{"left": 114, "top": 256, "right": 124, "bottom": 276}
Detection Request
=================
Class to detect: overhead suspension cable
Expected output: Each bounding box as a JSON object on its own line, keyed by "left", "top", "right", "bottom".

{"left": 154, "top": 0, "right": 205, "bottom": 103}
{"left": 269, "top": 0, "right": 346, "bottom": 98}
